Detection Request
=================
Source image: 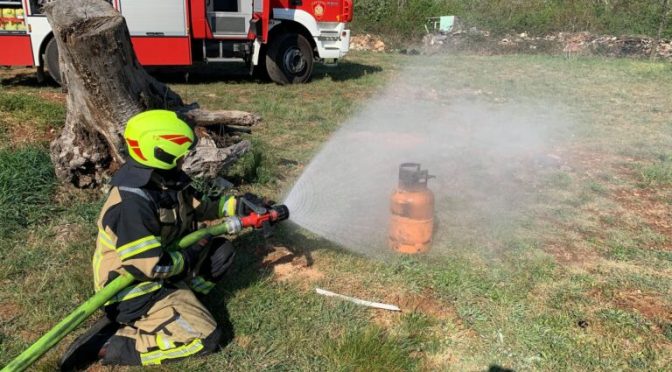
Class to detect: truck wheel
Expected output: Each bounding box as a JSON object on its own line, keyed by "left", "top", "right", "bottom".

{"left": 265, "top": 33, "right": 313, "bottom": 85}
{"left": 44, "top": 38, "right": 62, "bottom": 86}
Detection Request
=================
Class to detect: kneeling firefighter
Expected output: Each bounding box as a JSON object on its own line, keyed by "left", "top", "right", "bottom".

{"left": 60, "top": 110, "right": 264, "bottom": 368}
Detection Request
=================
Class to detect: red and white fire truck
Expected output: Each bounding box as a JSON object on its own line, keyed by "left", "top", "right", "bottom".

{"left": 0, "top": 0, "right": 352, "bottom": 84}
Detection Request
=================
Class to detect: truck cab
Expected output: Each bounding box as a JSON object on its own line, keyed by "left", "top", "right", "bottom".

{"left": 0, "top": 0, "right": 352, "bottom": 85}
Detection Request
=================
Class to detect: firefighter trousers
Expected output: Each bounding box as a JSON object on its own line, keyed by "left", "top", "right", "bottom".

{"left": 102, "top": 282, "right": 221, "bottom": 366}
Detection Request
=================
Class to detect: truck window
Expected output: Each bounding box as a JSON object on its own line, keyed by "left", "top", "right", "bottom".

{"left": 29, "top": 0, "right": 45, "bottom": 15}
{"left": 214, "top": 0, "right": 237, "bottom": 12}
{"left": 29, "top": 0, "right": 112, "bottom": 15}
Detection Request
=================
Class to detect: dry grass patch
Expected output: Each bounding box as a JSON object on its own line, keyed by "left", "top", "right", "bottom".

{"left": 591, "top": 258, "right": 672, "bottom": 281}
{"left": 612, "top": 188, "right": 672, "bottom": 250}
{"left": 37, "top": 91, "right": 66, "bottom": 104}
{"left": 543, "top": 238, "right": 601, "bottom": 266}
{"left": 0, "top": 302, "right": 21, "bottom": 323}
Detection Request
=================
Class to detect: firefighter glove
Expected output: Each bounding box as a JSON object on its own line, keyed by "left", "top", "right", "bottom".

{"left": 219, "top": 193, "right": 271, "bottom": 217}
{"left": 236, "top": 193, "right": 273, "bottom": 216}
{"left": 202, "top": 240, "right": 235, "bottom": 281}
{"left": 181, "top": 234, "right": 212, "bottom": 273}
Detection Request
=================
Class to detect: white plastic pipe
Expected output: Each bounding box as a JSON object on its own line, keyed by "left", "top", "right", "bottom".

{"left": 315, "top": 288, "right": 401, "bottom": 312}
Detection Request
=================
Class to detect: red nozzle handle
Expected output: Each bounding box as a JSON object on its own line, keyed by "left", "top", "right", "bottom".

{"left": 239, "top": 205, "right": 289, "bottom": 229}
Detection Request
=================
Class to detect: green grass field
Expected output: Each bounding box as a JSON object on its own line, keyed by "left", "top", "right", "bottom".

{"left": 1, "top": 52, "right": 671, "bottom": 371}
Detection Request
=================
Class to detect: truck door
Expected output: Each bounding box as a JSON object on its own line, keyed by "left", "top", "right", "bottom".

{"left": 207, "top": 0, "right": 252, "bottom": 37}
{"left": 117, "top": 0, "right": 191, "bottom": 65}
{"left": 0, "top": 0, "right": 33, "bottom": 66}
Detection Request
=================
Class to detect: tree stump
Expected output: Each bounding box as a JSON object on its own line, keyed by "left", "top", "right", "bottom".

{"left": 44, "top": 0, "right": 259, "bottom": 187}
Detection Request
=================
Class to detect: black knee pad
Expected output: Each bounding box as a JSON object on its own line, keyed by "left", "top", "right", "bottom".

{"left": 202, "top": 326, "right": 223, "bottom": 354}
{"left": 207, "top": 239, "right": 235, "bottom": 280}
{"left": 101, "top": 335, "right": 141, "bottom": 366}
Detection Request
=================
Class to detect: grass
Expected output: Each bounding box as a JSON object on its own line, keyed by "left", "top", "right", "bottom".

{"left": 639, "top": 155, "right": 672, "bottom": 186}
{"left": 0, "top": 90, "right": 65, "bottom": 129}
{"left": 1, "top": 52, "right": 672, "bottom": 370}
{"left": 321, "top": 326, "right": 420, "bottom": 371}
{"left": 0, "top": 147, "right": 56, "bottom": 236}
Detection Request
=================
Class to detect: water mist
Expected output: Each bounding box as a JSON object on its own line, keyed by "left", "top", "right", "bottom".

{"left": 284, "top": 61, "right": 570, "bottom": 257}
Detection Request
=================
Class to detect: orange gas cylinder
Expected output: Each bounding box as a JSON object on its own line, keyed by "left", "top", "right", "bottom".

{"left": 389, "top": 163, "right": 435, "bottom": 254}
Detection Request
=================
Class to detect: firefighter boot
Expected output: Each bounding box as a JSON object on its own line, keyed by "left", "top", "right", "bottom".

{"left": 58, "top": 316, "right": 120, "bottom": 371}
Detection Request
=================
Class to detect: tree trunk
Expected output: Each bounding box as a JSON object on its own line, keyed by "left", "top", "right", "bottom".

{"left": 651, "top": 0, "right": 671, "bottom": 60}
{"left": 44, "top": 0, "right": 259, "bottom": 187}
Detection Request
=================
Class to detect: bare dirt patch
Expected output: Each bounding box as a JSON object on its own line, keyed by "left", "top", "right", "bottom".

{"left": 538, "top": 147, "right": 672, "bottom": 264}
{"left": 612, "top": 188, "right": 672, "bottom": 250}
{"left": 559, "top": 148, "right": 672, "bottom": 251}
{"left": 588, "top": 287, "right": 672, "bottom": 340}
{"left": 6, "top": 121, "right": 55, "bottom": 147}
{"left": 560, "top": 147, "right": 637, "bottom": 178}
{"left": 51, "top": 223, "right": 89, "bottom": 247}
{"left": 614, "top": 290, "right": 672, "bottom": 322}
{"left": 38, "top": 91, "right": 66, "bottom": 104}
{"left": 0, "top": 301, "right": 21, "bottom": 322}
{"left": 260, "top": 245, "right": 324, "bottom": 284}
{"left": 387, "top": 290, "right": 455, "bottom": 320}
{"left": 373, "top": 289, "right": 478, "bottom": 338}
{"left": 235, "top": 334, "right": 253, "bottom": 349}
{"left": 53, "top": 185, "right": 100, "bottom": 206}
{"left": 19, "top": 329, "right": 41, "bottom": 342}
{"left": 544, "top": 240, "right": 601, "bottom": 266}
{"left": 370, "top": 290, "right": 456, "bottom": 329}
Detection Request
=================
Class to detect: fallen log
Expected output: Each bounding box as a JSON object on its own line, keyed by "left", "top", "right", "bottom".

{"left": 181, "top": 108, "right": 262, "bottom": 127}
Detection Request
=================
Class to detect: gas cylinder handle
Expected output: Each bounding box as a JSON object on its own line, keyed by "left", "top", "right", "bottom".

{"left": 421, "top": 172, "right": 436, "bottom": 183}
{"left": 398, "top": 163, "right": 433, "bottom": 189}
{"left": 417, "top": 170, "right": 437, "bottom": 185}
{"left": 399, "top": 163, "right": 421, "bottom": 171}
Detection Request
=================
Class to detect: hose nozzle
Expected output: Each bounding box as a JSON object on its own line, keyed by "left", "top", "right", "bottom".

{"left": 239, "top": 204, "right": 290, "bottom": 231}
{"left": 270, "top": 204, "right": 290, "bottom": 224}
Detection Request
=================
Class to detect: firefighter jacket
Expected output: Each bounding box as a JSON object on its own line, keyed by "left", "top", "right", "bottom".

{"left": 93, "top": 160, "right": 233, "bottom": 322}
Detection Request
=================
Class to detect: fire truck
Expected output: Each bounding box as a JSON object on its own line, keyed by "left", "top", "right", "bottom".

{"left": 0, "top": 0, "right": 352, "bottom": 84}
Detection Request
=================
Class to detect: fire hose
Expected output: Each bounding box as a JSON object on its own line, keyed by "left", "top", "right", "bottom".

{"left": 2, "top": 204, "right": 289, "bottom": 372}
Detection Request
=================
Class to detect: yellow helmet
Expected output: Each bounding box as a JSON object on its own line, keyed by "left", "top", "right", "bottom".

{"left": 124, "top": 110, "right": 196, "bottom": 170}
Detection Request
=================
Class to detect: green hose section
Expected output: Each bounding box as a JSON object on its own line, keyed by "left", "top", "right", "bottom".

{"left": 173, "top": 221, "right": 236, "bottom": 250}
{"left": 0, "top": 273, "right": 134, "bottom": 372}
{"left": 1, "top": 218, "right": 240, "bottom": 372}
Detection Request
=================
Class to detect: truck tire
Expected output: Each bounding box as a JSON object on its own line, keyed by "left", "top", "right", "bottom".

{"left": 44, "top": 37, "right": 62, "bottom": 86}
{"left": 265, "top": 33, "right": 313, "bottom": 85}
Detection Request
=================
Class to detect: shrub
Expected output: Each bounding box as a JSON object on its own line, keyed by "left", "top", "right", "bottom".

{"left": 351, "top": 0, "right": 672, "bottom": 42}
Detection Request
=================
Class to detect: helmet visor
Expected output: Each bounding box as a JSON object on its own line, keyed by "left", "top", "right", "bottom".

{"left": 154, "top": 135, "right": 197, "bottom": 168}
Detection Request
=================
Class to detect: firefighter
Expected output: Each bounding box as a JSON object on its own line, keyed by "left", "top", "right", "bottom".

{"left": 60, "top": 110, "right": 255, "bottom": 368}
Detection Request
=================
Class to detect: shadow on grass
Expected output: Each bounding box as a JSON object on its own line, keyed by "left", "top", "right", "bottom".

{"left": 151, "top": 60, "right": 383, "bottom": 84}
{"left": 312, "top": 61, "right": 383, "bottom": 82}
{"left": 0, "top": 71, "right": 59, "bottom": 88}
{"left": 148, "top": 63, "right": 255, "bottom": 85}
{"left": 0, "top": 60, "right": 383, "bottom": 88}
{"left": 202, "top": 222, "right": 345, "bottom": 349}
{"left": 489, "top": 365, "right": 515, "bottom": 372}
